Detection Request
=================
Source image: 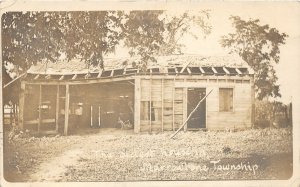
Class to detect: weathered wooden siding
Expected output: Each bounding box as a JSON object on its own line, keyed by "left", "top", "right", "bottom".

{"left": 206, "top": 81, "right": 252, "bottom": 130}
{"left": 174, "top": 87, "right": 184, "bottom": 130}
{"left": 136, "top": 76, "right": 253, "bottom": 132}
{"left": 163, "top": 79, "right": 173, "bottom": 130}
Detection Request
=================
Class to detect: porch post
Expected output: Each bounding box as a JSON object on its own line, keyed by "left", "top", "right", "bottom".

{"left": 161, "top": 79, "right": 164, "bottom": 132}
{"left": 38, "top": 84, "right": 42, "bottom": 133}
{"left": 251, "top": 76, "right": 255, "bottom": 127}
{"left": 134, "top": 78, "right": 141, "bottom": 133}
{"left": 64, "top": 84, "right": 70, "bottom": 135}
{"left": 55, "top": 85, "right": 60, "bottom": 132}
{"left": 18, "top": 81, "right": 26, "bottom": 130}
{"left": 149, "top": 78, "right": 152, "bottom": 132}
{"left": 183, "top": 79, "right": 187, "bottom": 131}
{"left": 90, "top": 105, "right": 93, "bottom": 127}
{"left": 98, "top": 105, "right": 101, "bottom": 127}
{"left": 172, "top": 78, "right": 175, "bottom": 131}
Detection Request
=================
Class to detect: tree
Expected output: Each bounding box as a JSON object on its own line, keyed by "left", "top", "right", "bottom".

{"left": 160, "top": 10, "right": 211, "bottom": 55}
{"left": 2, "top": 11, "right": 124, "bottom": 72}
{"left": 2, "top": 10, "right": 211, "bottom": 73}
{"left": 220, "top": 16, "right": 288, "bottom": 100}
{"left": 63, "top": 11, "right": 124, "bottom": 69}
{"left": 121, "top": 10, "right": 165, "bottom": 70}
{"left": 121, "top": 10, "right": 211, "bottom": 69}
{"left": 2, "top": 12, "right": 66, "bottom": 72}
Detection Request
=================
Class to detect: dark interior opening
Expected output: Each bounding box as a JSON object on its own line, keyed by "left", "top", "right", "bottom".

{"left": 187, "top": 88, "right": 206, "bottom": 129}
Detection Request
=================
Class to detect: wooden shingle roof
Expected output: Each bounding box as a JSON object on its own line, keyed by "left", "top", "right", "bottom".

{"left": 25, "top": 54, "right": 253, "bottom": 81}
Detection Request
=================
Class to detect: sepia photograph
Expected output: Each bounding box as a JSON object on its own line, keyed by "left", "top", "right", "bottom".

{"left": 1, "top": 1, "right": 299, "bottom": 186}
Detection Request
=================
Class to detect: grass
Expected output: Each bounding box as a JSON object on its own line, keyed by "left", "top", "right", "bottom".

{"left": 3, "top": 127, "right": 293, "bottom": 182}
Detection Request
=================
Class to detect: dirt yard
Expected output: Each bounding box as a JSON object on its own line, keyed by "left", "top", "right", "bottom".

{"left": 3, "top": 127, "right": 293, "bottom": 182}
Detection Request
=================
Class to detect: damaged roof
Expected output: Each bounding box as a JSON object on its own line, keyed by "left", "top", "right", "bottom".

{"left": 25, "top": 54, "right": 254, "bottom": 81}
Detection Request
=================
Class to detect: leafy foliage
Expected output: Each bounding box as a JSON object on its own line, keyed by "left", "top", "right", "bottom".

{"left": 220, "top": 16, "right": 288, "bottom": 100}
{"left": 2, "top": 12, "right": 63, "bottom": 72}
{"left": 121, "top": 11, "right": 165, "bottom": 70}
{"left": 2, "top": 10, "right": 211, "bottom": 74}
{"left": 255, "top": 100, "right": 291, "bottom": 128}
{"left": 63, "top": 11, "right": 124, "bottom": 69}
{"left": 160, "top": 10, "right": 211, "bottom": 55}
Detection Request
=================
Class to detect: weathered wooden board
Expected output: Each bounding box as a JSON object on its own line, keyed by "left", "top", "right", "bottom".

{"left": 206, "top": 83, "right": 252, "bottom": 129}
{"left": 137, "top": 76, "right": 252, "bottom": 132}
{"left": 134, "top": 78, "right": 141, "bottom": 133}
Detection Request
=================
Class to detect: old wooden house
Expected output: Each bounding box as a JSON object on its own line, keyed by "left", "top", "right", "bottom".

{"left": 19, "top": 55, "right": 254, "bottom": 135}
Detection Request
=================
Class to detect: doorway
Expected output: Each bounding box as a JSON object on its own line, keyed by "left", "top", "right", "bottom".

{"left": 187, "top": 88, "right": 206, "bottom": 129}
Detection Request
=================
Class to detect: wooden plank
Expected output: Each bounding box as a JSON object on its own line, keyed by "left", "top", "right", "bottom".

{"left": 24, "top": 74, "right": 253, "bottom": 86}
{"left": 38, "top": 85, "right": 42, "bottom": 133}
{"left": 84, "top": 73, "right": 91, "bottom": 79}
{"left": 172, "top": 78, "right": 175, "bottom": 131}
{"left": 25, "top": 118, "right": 55, "bottom": 125}
{"left": 250, "top": 77, "right": 255, "bottom": 127}
{"left": 4, "top": 72, "right": 26, "bottom": 88}
{"left": 187, "top": 67, "right": 191, "bottom": 75}
{"left": 151, "top": 79, "right": 162, "bottom": 101}
{"left": 64, "top": 84, "right": 70, "bottom": 135}
{"left": 55, "top": 85, "right": 60, "bottom": 132}
{"left": 236, "top": 68, "right": 242, "bottom": 75}
{"left": 199, "top": 67, "right": 205, "bottom": 74}
{"left": 34, "top": 74, "right": 40, "bottom": 80}
{"left": 140, "top": 79, "right": 150, "bottom": 101}
{"left": 149, "top": 77, "right": 152, "bottom": 132}
{"left": 134, "top": 78, "right": 141, "bottom": 133}
{"left": 174, "top": 81, "right": 242, "bottom": 88}
{"left": 97, "top": 69, "right": 103, "bottom": 78}
{"left": 72, "top": 74, "right": 77, "bottom": 80}
{"left": 98, "top": 105, "right": 101, "bottom": 127}
{"left": 90, "top": 105, "right": 93, "bottom": 127}
{"left": 223, "top": 67, "right": 230, "bottom": 75}
{"left": 18, "top": 82, "right": 26, "bottom": 130}
{"left": 183, "top": 82, "right": 187, "bottom": 131}
{"left": 161, "top": 79, "right": 164, "bottom": 131}
{"left": 180, "top": 61, "right": 192, "bottom": 73}
{"left": 59, "top": 75, "right": 64, "bottom": 80}
{"left": 45, "top": 74, "right": 51, "bottom": 79}
{"left": 212, "top": 67, "right": 218, "bottom": 74}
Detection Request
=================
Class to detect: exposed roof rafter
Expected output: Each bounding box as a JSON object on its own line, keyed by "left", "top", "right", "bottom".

{"left": 212, "top": 67, "right": 218, "bottom": 74}
{"left": 187, "top": 67, "right": 192, "bottom": 75}
{"left": 72, "top": 74, "right": 77, "bottom": 80}
{"left": 223, "top": 67, "right": 230, "bottom": 75}
{"left": 34, "top": 74, "right": 40, "bottom": 80}
{"left": 199, "top": 67, "right": 205, "bottom": 74}
{"left": 235, "top": 68, "right": 242, "bottom": 75}
{"left": 45, "top": 74, "right": 51, "bottom": 79}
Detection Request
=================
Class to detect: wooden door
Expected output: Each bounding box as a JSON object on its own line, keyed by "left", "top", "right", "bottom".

{"left": 187, "top": 88, "right": 206, "bottom": 129}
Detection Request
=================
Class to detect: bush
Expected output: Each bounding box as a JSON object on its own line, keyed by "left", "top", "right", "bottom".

{"left": 254, "top": 100, "right": 291, "bottom": 128}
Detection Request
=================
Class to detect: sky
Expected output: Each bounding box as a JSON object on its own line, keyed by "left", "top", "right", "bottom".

{"left": 178, "top": 3, "right": 300, "bottom": 104}
{"left": 110, "top": 3, "right": 300, "bottom": 104}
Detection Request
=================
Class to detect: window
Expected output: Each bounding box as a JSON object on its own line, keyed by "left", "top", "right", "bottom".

{"left": 140, "top": 101, "right": 162, "bottom": 121}
{"left": 219, "top": 88, "right": 233, "bottom": 112}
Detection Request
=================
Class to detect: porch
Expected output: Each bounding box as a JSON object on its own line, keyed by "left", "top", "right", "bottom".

{"left": 20, "top": 80, "right": 135, "bottom": 135}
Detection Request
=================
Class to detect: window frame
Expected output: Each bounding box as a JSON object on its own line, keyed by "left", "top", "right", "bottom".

{"left": 219, "top": 87, "right": 234, "bottom": 112}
